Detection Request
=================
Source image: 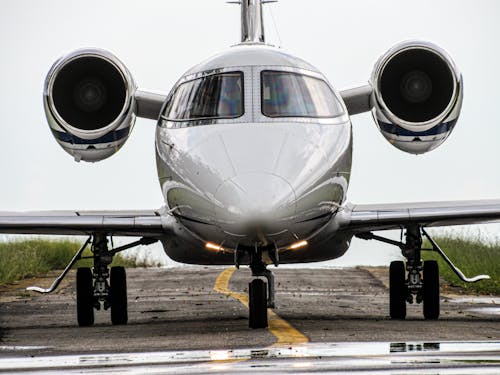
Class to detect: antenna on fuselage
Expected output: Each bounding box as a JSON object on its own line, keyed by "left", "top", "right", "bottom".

{"left": 227, "top": 0, "right": 277, "bottom": 44}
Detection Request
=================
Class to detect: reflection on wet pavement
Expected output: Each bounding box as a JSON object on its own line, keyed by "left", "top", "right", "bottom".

{"left": 390, "top": 342, "right": 440, "bottom": 352}
{"left": 2, "top": 341, "right": 500, "bottom": 374}
{"left": 468, "top": 307, "right": 500, "bottom": 315}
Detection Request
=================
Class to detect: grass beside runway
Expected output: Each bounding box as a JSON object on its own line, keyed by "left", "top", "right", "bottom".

{"left": 0, "top": 238, "right": 144, "bottom": 285}
{"left": 1, "top": 236, "right": 498, "bottom": 295}
{"left": 423, "top": 235, "right": 500, "bottom": 295}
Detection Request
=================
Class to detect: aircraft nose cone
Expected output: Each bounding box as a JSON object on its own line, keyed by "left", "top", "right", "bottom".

{"left": 214, "top": 173, "right": 296, "bottom": 234}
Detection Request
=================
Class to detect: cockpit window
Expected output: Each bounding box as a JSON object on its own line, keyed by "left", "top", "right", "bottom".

{"left": 261, "top": 71, "right": 343, "bottom": 118}
{"left": 163, "top": 72, "right": 243, "bottom": 121}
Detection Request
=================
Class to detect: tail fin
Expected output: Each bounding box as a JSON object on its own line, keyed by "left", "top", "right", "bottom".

{"left": 228, "top": 0, "right": 278, "bottom": 44}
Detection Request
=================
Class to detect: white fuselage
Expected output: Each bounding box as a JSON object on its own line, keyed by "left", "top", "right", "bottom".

{"left": 155, "top": 44, "right": 354, "bottom": 265}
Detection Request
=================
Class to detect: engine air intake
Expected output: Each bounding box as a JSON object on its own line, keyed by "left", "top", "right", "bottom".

{"left": 371, "top": 41, "right": 463, "bottom": 154}
{"left": 379, "top": 48, "right": 454, "bottom": 123}
{"left": 44, "top": 49, "right": 137, "bottom": 162}
{"left": 51, "top": 56, "right": 127, "bottom": 131}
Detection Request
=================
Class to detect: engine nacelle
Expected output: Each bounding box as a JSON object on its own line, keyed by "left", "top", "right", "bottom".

{"left": 371, "top": 41, "right": 463, "bottom": 154}
{"left": 44, "top": 49, "right": 136, "bottom": 162}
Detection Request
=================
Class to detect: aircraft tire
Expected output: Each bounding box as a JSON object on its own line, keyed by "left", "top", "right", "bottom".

{"left": 389, "top": 261, "right": 407, "bottom": 319}
{"left": 76, "top": 267, "right": 94, "bottom": 327}
{"left": 249, "top": 279, "right": 268, "bottom": 329}
{"left": 423, "top": 260, "right": 440, "bottom": 320}
{"left": 110, "top": 266, "right": 128, "bottom": 325}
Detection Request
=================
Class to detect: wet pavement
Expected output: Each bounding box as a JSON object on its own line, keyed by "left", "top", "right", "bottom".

{"left": 2, "top": 341, "right": 500, "bottom": 373}
{"left": 0, "top": 267, "right": 500, "bottom": 373}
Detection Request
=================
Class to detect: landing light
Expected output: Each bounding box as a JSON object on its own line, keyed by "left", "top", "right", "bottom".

{"left": 288, "top": 240, "right": 308, "bottom": 250}
{"left": 205, "top": 242, "right": 224, "bottom": 251}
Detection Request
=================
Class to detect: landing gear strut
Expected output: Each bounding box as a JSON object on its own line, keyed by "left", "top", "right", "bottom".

{"left": 357, "top": 226, "right": 490, "bottom": 320}
{"left": 247, "top": 248, "right": 276, "bottom": 329}
{"left": 27, "top": 234, "right": 157, "bottom": 327}
{"left": 76, "top": 234, "right": 129, "bottom": 326}
{"left": 390, "top": 226, "right": 440, "bottom": 319}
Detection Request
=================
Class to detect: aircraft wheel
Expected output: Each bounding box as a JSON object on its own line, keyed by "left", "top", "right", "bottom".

{"left": 389, "top": 261, "right": 407, "bottom": 320}
{"left": 249, "top": 279, "right": 268, "bottom": 329}
{"left": 423, "top": 260, "right": 440, "bottom": 320}
{"left": 110, "top": 266, "right": 128, "bottom": 325}
{"left": 76, "top": 267, "right": 94, "bottom": 327}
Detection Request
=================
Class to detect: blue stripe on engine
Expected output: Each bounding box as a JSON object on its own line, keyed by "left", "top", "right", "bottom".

{"left": 379, "top": 120, "right": 457, "bottom": 137}
{"left": 51, "top": 127, "right": 130, "bottom": 145}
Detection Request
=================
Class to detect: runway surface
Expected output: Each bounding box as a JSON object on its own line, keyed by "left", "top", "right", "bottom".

{"left": 1, "top": 267, "right": 500, "bottom": 373}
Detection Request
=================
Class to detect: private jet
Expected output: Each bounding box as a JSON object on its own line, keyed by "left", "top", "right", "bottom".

{"left": 1, "top": 0, "right": 497, "bottom": 329}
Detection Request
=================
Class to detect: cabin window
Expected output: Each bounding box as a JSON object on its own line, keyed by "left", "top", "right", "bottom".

{"left": 261, "top": 71, "right": 343, "bottom": 118}
{"left": 163, "top": 72, "right": 244, "bottom": 121}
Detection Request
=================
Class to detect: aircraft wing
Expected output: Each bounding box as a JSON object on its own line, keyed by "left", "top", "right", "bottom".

{"left": 338, "top": 199, "right": 500, "bottom": 233}
{"left": 0, "top": 209, "right": 174, "bottom": 237}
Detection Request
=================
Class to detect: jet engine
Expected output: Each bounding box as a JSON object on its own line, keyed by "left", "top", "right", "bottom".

{"left": 43, "top": 49, "right": 137, "bottom": 162}
{"left": 371, "top": 41, "right": 463, "bottom": 154}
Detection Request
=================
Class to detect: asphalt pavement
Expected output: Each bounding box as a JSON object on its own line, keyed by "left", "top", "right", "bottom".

{"left": 1, "top": 266, "right": 500, "bottom": 373}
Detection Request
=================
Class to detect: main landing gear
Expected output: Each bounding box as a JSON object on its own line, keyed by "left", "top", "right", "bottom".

{"left": 357, "top": 226, "right": 490, "bottom": 320}
{"left": 76, "top": 234, "right": 129, "bottom": 326}
{"left": 27, "top": 234, "right": 157, "bottom": 327}
{"left": 387, "top": 226, "right": 440, "bottom": 320}
{"left": 236, "top": 246, "right": 277, "bottom": 329}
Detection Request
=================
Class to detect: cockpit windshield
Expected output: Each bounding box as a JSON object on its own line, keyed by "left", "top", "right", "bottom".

{"left": 261, "top": 71, "right": 343, "bottom": 118}
{"left": 163, "top": 72, "right": 243, "bottom": 121}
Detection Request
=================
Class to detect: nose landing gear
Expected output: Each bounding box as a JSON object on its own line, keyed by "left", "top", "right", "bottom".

{"left": 249, "top": 278, "right": 268, "bottom": 328}
{"left": 246, "top": 247, "right": 276, "bottom": 329}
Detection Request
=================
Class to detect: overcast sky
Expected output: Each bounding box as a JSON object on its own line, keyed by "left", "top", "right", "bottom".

{"left": 1, "top": 0, "right": 499, "bottom": 266}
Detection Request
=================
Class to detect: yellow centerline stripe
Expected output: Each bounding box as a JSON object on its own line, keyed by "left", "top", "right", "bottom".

{"left": 213, "top": 267, "right": 309, "bottom": 345}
